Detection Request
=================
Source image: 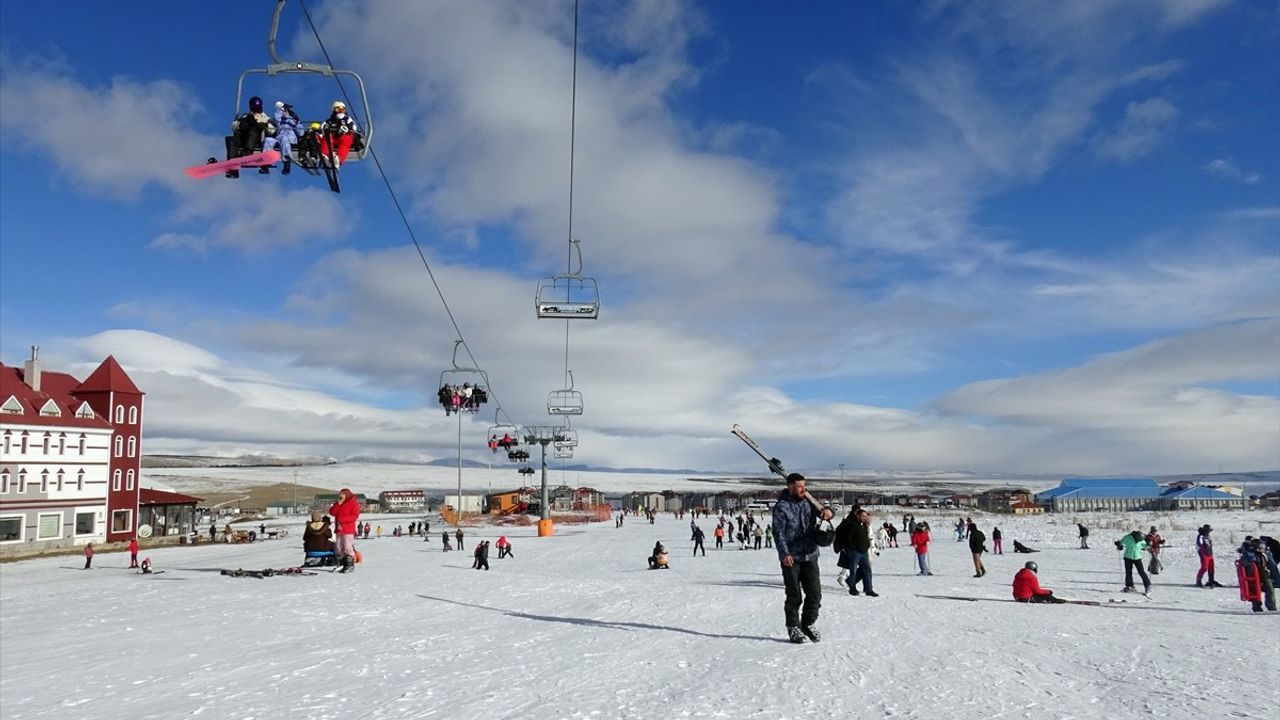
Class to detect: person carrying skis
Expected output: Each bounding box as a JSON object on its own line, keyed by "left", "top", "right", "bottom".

{"left": 1145, "top": 526, "right": 1164, "bottom": 575}
{"left": 1195, "top": 525, "right": 1222, "bottom": 588}
{"left": 692, "top": 525, "right": 706, "bottom": 556}
{"left": 1012, "top": 562, "right": 1066, "bottom": 603}
{"left": 911, "top": 522, "right": 933, "bottom": 575}
{"left": 328, "top": 488, "right": 361, "bottom": 572}
{"left": 1116, "top": 530, "right": 1151, "bottom": 594}
{"left": 1077, "top": 523, "right": 1089, "bottom": 550}
{"left": 772, "top": 473, "right": 835, "bottom": 643}
{"left": 1237, "top": 537, "right": 1276, "bottom": 613}
{"left": 969, "top": 523, "right": 987, "bottom": 577}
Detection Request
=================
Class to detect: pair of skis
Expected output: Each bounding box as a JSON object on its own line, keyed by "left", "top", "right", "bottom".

{"left": 220, "top": 567, "right": 318, "bottom": 579}
{"left": 730, "top": 424, "right": 830, "bottom": 515}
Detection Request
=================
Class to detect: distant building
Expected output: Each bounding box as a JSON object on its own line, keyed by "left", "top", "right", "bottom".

{"left": 486, "top": 489, "right": 527, "bottom": 515}
{"left": 1, "top": 349, "right": 144, "bottom": 554}
{"left": 313, "top": 493, "right": 371, "bottom": 511}
{"left": 379, "top": 489, "right": 426, "bottom": 512}
{"left": 1036, "top": 477, "right": 1245, "bottom": 512}
{"left": 264, "top": 501, "right": 309, "bottom": 517}
{"left": 1160, "top": 485, "right": 1243, "bottom": 510}
{"left": 977, "top": 488, "right": 1034, "bottom": 513}
{"left": 1010, "top": 500, "right": 1046, "bottom": 515}
{"left": 138, "top": 488, "right": 202, "bottom": 538}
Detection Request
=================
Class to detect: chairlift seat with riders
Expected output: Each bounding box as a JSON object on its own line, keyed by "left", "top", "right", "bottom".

{"left": 553, "top": 426, "right": 579, "bottom": 450}
{"left": 438, "top": 341, "right": 489, "bottom": 416}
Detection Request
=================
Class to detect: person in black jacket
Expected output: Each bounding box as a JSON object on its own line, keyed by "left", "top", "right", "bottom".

{"left": 835, "top": 507, "right": 878, "bottom": 597}
{"left": 969, "top": 524, "right": 987, "bottom": 577}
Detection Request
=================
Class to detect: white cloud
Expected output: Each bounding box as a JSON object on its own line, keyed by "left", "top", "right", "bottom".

{"left": 1203, "top": 157, "right": 1263, "bottom": 184}
{"left": 1094, "top": 98, "right": 1179, "bottom": 161}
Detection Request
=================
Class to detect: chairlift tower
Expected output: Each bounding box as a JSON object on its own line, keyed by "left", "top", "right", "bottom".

{"left": 522, "top": 425, "right": 572, "bottom": 537}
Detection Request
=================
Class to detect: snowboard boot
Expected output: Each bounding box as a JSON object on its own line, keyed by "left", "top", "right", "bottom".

{"left": 800, "top": 626, "right": 821, "bottom": 643}
{"left": 787, "top": 626, "right": 807, "bottom": 644}
{"left": 226, "top": 170, "right": 240, "bottom": 179}
{"left": 259, "top": 165, "right": 270, "bottom": 174}
{"left": 282, "top": 159, "right": 292, "bottom": 176}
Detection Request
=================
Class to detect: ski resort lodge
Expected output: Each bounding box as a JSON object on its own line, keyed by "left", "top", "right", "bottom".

{"left": 0, "top": 348, "right": 146, "bottom": 555}
{"left": 1035, "top": 477, "right": 1244, "bottom": 512}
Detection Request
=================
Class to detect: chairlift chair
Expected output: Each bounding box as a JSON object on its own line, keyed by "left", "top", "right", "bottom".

{"left": 553, "top": 425, "right": 579, "bottom": 450}
{"left": 554, "top": 447, "right": 574, "bottom": 459}
{"left": 437, "top": 340, "right": 489, "bottom": 416}
{"left": 547, "top": 370, "right": 584, "bottom": 416}
{"left": 487, "top": 411, "right": 521, "bottom": 451}
{"left": 535, "top": 240, "right": 600, "bottom": 319}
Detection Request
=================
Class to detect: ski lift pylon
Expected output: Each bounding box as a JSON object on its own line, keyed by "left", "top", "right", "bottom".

{"left": 536, "top": 239, "right": 599, "bottom": 319}
{"left": 547, "top": 370, "right": 584, "bottom": 416}
{"left": 234, "top": 0, "right": 374, "bottom": 161}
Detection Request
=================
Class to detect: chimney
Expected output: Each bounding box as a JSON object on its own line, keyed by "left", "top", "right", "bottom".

{"left": 23, "top": 345, "right": 41, "bottom": 392}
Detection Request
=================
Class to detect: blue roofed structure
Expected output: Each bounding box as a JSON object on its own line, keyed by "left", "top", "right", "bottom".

{"left": 1160, "top": 485, "right": 1244, "bottom": 510}
{"left": 1037, "top": 477, "right": 1245, "bottom": 512}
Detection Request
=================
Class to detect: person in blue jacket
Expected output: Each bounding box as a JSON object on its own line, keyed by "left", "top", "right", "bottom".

{"left": 772, "top": 473, "right": 834, "bottom": 644}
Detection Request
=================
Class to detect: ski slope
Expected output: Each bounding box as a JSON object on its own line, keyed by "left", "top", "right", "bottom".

{"left": 2, "top": 510, "right": 1277, "bottom": 719}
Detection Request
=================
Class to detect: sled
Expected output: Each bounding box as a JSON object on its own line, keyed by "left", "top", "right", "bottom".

{"left": 185, "top": 150, "right": 281, "bottom": 179}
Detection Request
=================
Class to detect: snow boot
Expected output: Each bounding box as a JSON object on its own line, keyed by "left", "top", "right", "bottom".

{"left": 800, "top": 626, "right": 821, "bottom": 643}
{"left": 282, "top": 159, "right": 292, "bottom": 176}
{"left": 787, "top": 626, "right": 807, "bottom": 644}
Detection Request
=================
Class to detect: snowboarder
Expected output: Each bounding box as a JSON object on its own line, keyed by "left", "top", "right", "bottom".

{"left": 969, "top": 524, "right": 987, "bottom": 577}
{"left": 128, "top": 536, "right": 139, "bottom": 568}
{"left": 328, "top": 488, "right": 361, "bottom": 572}
{"left": 83, "top": 543, "right": 93, "bottom": 570}
{"left": 692, "top": 526, "right": 706, "bottom": 556}
{"left": 1078, "top": 523, "right": 1090, "bottom": 550}
{"left": 1012, "top": 562, "right": 1066, "bottom": 604}
{"left": 228, "top": 96, "right": 276, "bottom": 175}
{"left": 1117, "top": 530, "right": 1151, "bottom": 594}
{"left": 991, "top": 526, "right": 1003, "bottom": 555}
{"left": 1195, "top": 525, "right": 1222, "bottom": 588}
{"left": 455, "top": 528, "right": 465, "bottom": 551}
{"left": 772, "top": 473, "right": 835, "bottom": 643}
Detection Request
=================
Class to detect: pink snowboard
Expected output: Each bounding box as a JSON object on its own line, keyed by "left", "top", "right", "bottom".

{"left": 185, "top": 149, "right": 281, "bottom": 179}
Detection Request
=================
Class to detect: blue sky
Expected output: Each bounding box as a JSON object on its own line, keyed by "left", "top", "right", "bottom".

{"left": 1, "top": 0, "right": 1277, "bottom": 474}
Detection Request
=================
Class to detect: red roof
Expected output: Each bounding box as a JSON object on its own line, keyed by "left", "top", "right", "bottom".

{"left": 139, "top": 487, "right": 203, "bottom": 505}
{"left": 0, "top": 364, "right": 112, "bottom": 428}
{"left": 1011, "top": 501, "right": 1044, "bottom": 509}
{"left": 76, "top": 356, "right": 143, "bottom": 395}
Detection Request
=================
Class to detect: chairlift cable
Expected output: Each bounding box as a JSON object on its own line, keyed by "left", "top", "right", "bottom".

{"left": 562, "top": 0, "right": 580, "bottom": 391}
{"left": 297, "top": 0, "right": 517, "bottom": 427}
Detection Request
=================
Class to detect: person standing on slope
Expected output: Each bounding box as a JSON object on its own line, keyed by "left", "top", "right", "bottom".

{"left": 911, "top": 522, "right": 933, "bottom": 575}
{"left": 991, "top": 526, "right": 1003, "bottom": 555}
{"left": 1195, "top": 525, "right": 1222, "bottom": 588}
{"left": 1012, "top": 562, "right": 1066, "bottom": 604}
{"left": 969, "top": 524, "right": 987, "bottom": 577}
{"left": 1116, "top": 530, "right": 1151, "bottom": 594}
{"left": 692, "top": 525, "right": 706, "bottom": 556}
{"left": 772, "top": 473, "right": 835, "bottom": 643}
{"left": 128, "top": 536, "right": 139, "bottom": 569}
{"left": 1145, "top": 526, "right": 1164, "bottom": 575}
{"left": 841, "top": 508, "right": 878, "bottom": 597}
{"left": 328, "top": 488, "right": 361, "bottom": 572}
{"left": 1078, "top": 523, "right": 1090, "bottom": 550}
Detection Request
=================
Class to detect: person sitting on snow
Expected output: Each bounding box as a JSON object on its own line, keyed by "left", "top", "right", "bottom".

{"left": 1013, "top": 540, "right": 1039, "bottom": 554}
{"left": 648, "top": 541, "right": 669, "bottom": 569}
{"left": 140, "top": 557, "right": 154, "bottom": 574}
{"left": 1013, "top": 562, "right": 1065, "bottom": 603}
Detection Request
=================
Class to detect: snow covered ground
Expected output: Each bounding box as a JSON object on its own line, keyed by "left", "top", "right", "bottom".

{"left": 2, "top": 509, "right": 1278, "bottom": 719}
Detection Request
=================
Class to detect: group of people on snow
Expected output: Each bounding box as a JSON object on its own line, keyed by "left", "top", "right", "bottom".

{"left": 228, "top": 96, "right": 362, "bottom": 176}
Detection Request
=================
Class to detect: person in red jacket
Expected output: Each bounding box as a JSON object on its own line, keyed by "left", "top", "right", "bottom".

{"left": 83, "top": 542, "right": 94, "bottom": 570}
{"left": 1013, "top": 562, "right": 1066, "bottom": 603}
{"left": 328, "top": 488, "right": 361, "bottom": 572}
{"left": 910, "top": 523, "right": 932, "bottom": 575}
{"left": 128, "top": 537, "right": 139, "bottom": 568}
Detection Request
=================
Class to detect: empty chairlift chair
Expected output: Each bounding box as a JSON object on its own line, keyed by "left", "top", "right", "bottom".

{"left": 547, "top": 370, "right": 584, "bottom": 416}
{"left": 535, "top": 240, "right": 600, "bottom": 320}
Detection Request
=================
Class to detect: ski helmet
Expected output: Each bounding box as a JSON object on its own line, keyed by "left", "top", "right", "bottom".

{"left": 332, "top": 100, "right": 346, "bottom": 112}
{"left": 813, "top": 518, "right": 836, "bottom": 547}
{"left": 1024, "top": 561, "right": 1038, "bottom": 573}
{"left": 249, "top": 96, "right": 264, "bottom": 113}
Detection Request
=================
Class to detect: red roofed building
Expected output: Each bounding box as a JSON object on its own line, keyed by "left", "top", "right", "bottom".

{"left": 0, "top": 347, "right": 145, "bottom": 553}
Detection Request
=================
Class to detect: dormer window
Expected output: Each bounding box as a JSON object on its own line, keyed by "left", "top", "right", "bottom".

{"left": 74, "top": 402, "right": 94, "bottom": 419}
{"left": 38, "top": 399, "right": 61, "bottom": 417}
{"left": 0, "top": 396, "right": 22, "bottom": 414}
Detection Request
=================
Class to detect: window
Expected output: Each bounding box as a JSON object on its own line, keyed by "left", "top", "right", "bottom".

{"left": 2, "top": 430, "right": 9, "bottom": 454}
{"left": 37, "top": 512, "right": 61, "bottom": 540}
{"left": 0, "top": 516, "right": 20, "bottom": 542}
{"left": 58, "top": 433, "right": 66, "bottom": 455}
{"left": 39, "top": 399, "right": 60, "bottom": 417}
{"left": 77, "top": 469, "right": 85, "bottom": 491}
{"left": 112, "top": 469, "right": 122, "bottom": 492}
{"left": 18, "top": 469, "right": 26, "bottom": 493}
{"left": 56, "top": 469, "right": 65, "bottom": 492}
{"left": 111, "top": 509, "right": 131, "bottom": 533}
{"left": 129, "top": 406, "right": 138, "bottom": 424}
{"left": 0, "top": 395, "right": 21, "bottom": 414}
{"left": 0, "top": 469, "right": 8, "bottom": 494}
{"left": 126, "top": 470, "right": 135, "bottom": 491}
{"left": 75, "top": 402, "right": 94, "bottom": 419}
{"left": 127, "top": 436, "right": 136, "bottom": 458}
{"left": 115, "top": 405, "right": 124, "bottom": 423}
{"left": 114, "top": 436, "right": 123, "bottom": 457}
{"left": 75, "top": 512, "right": 95, "bottom": 535}
{"left": 40, "top": 470, "right": 48, "bottom": 492}
{"left": 20, "top": 432, "right": 28, "bottom": 454}
{"left": 42, "top": 433, "right": 50, "bottom": 454}
{"left": 78, "top": 434, "right": 86, "bottom": 454}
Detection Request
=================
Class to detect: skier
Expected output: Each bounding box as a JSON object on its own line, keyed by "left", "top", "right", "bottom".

{"left": 991, "top": 526, "right": 1003, "bottom": 555}
{"left": 1077, "top": 523, "right": 1090, "bottom": 550}
{"left": 228, "top": 96, "right": 276, "bottom": 176}
{"left": 455, "top": 528, "right": 465, "bottom": 551}
{"left": 1236, "top": 537, "right": 1275, "bottom": 612}
{"left": 1116, "top": 530, "right": 1151, "bottom": 594}
{"left": 772, "top": 473, "right": 835, "bottom": 643}
{"left": 128, "top": 536, "right": 139, "bottom": 569}
{"left": 713, "top": 524, "right": 725, "bottom": 550}
{"left": 911, "top": 522, "right": 933, "bottom": 575}
{"left": 1195, "top": 525, "right": 1222, "bottom": 588}
{"left": 83, "top": 542, "right": 93, "bottom": 570}
{"left": 1012, "top": 562, "right": 1066, "bottom": 604}
{"left": 328, "top": 488, "right": 361, "bottom": 573}
{"left": 1145, "top": 526, "right": 1164, "bottom": 575}
{"left": 969, "top": 524, "right": 987, "bottom": 577}
{"left": 691, "top": 525, "right": 706, "bottom": 556}
{"left": 319, "top": 100, "right": 360, "bottom": 169}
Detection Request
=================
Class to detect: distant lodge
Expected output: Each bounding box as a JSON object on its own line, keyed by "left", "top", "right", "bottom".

{"left": 1035, "top": 478, "right": 1246, "bottom": 513}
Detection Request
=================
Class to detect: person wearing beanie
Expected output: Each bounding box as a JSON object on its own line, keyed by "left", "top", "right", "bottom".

{"left": 1196, "top": 525, "right": 1222, "bottom": 588}
{"left": 328, "top": 489, "right": 361, "bottom": 572}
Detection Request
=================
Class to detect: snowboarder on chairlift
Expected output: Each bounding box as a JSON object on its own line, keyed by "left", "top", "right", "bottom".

{"left": 228, "top": 96, "right": 276, "bottom": 176}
